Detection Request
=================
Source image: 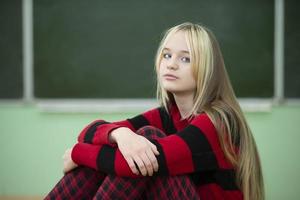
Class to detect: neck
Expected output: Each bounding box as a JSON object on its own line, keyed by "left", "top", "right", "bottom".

{"left": 173, "top": 92, "right": 194, "bottom": 119}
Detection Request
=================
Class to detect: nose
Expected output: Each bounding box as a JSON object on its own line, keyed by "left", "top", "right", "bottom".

{"left": 167, "top": 57, "right": 179, "bottom": 70}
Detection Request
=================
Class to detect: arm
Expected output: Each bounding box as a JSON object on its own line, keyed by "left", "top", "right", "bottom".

{"left": 77, "top": 108, "right": 162, "bottom": 145}
{"left": 72, "top": 114, "right": 229, "bottom": 177}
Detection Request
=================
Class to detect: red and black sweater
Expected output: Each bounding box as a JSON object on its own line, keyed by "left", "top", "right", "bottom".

{"left": 72, "top": 104, "right": 243, "bottom": 200}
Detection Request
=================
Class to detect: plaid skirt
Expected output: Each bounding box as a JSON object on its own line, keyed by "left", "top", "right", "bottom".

{"left": 45, "top": 126, "right": 200, "bottom": 200}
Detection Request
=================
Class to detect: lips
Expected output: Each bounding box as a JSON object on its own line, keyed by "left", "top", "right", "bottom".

{"left": 163, "top": 74, "right": 179, "bottom": 79}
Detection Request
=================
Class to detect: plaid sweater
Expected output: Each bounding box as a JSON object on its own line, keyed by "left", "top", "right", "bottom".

{"left": 72, "top": 104, "right": 243, "bottom": 200}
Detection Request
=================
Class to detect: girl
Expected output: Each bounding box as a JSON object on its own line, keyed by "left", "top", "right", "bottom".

{"left": 46, "top": 22, "right": 264, "bottom": 200}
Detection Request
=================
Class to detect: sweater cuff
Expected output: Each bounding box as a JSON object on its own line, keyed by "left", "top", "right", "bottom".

{"left": 71, "top": 143, "right": 101, "bottom": 170}
{"left": 93, "top": 124, "right": 124, "bottom": 146}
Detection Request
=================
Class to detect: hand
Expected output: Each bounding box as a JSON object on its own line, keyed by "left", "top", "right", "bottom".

{"left": 62, "top": 148, "right": 78, "bottom": 174}
{"left": 111, "top": 127, "right": 160, "bottom": 176}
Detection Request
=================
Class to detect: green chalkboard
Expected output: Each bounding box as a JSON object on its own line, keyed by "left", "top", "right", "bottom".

{"left": 0, "top": 0, "right": 23, "bottom": 99}
{"left": 33, "top": 0, "right": 274, "bottom": 98}
{"left": 285, "top": 0, "right": 300, "bottom": 98}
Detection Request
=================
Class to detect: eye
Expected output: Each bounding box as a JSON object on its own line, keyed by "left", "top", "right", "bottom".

{"left": 181, "top": 57, "right": 190, "bottom": 63}
{"left": 162, "top": 53, "right": 171, "bottom": 59}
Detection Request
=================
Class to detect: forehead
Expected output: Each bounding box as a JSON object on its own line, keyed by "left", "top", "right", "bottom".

{"left": 164, "top": 31, "right": 189, "bottom": 52}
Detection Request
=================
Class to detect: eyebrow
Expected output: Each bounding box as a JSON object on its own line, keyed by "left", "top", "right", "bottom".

{"left": 162, "top": 47, "right": 190, "bottom": 54}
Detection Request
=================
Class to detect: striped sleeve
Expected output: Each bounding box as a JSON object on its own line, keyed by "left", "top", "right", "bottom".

{"left": 72, "top": 113, "right": 231, "bottom": 177}
{"left": 77, "top": 108, "right": 163, "bottom": 145}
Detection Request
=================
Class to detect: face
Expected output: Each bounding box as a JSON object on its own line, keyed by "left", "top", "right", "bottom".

{"left": 159, "top": 31, "right": 196, "bottom": 96}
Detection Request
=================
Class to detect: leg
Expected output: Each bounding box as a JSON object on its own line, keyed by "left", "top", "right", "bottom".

{"left": 146, "top": 175, "right": 200, "bottom": 200}
{"left": 93, "top": 175, "right": 148, "bottom": 200}
{"left": 45, "top": 166, "right": 106, "bottom": 200}
{"left": 93, "top": 126, "right": 200, "bottom": 199}
{"left": 94, "top": 174, "right": 200, "bottom": 200}
{"left": 93, "top": 126, "right": 164, "bottom": 200}
{"left": 140, "top": 126, "right": 200, "bottom": 199}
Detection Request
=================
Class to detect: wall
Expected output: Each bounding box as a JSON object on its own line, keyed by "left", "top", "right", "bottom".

{"left": 0, "top": 103, "right": 299, "bottom": 199}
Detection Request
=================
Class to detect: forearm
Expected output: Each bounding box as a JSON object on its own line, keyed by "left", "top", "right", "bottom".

{"left": 71, "top": 143, "right": 141, "bottom": 177}
{"left": 71, "top": 135, "right": 192, "bottom": 177}
{"left": 77, "top": 120, "right": 133, "bottom": 145}
{"left": 76, "top": 108, "right": 158, "bottom": 145}
{"left": 109, "top": 127, "right": 132, "bottom": 143}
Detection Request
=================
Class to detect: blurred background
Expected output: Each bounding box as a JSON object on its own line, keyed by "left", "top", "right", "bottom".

{"left": 0, "top": 0, "right": 299, "bottom": 199}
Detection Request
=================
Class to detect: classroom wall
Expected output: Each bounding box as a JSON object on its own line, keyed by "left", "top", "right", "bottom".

{"left": 1, "top": 1, "right": 299, "bottom": 199}
{"left": 0, "top": 103, "right": 299, "bottom": 199}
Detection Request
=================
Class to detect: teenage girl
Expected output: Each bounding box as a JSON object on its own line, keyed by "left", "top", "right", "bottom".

{"left": 46, "top": 22, "right": 264, "bottom": 200}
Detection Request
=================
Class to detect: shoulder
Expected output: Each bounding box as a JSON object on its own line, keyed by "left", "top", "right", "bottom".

{"left": 190, "top": 112, "right": 212, "bottom": 125}
{"left": 142, "top": 106, "right": 164, "bottom": 117}
{"left": 189, "top": 113, "right": 217, "bottom": 136}
{"left": 139, "top": 106, "right": 167, "bottom": 126}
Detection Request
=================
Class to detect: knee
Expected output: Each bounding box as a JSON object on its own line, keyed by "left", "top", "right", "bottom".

{"left": 136, "top": 126, "right": 166, "bottom": 139}
{"left": 136, "top": 125, "right": 160, "bottom": 135}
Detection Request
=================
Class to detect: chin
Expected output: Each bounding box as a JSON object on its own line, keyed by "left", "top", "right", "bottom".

{"left": 163, "top": 86, "right": 182, "bottom": 94}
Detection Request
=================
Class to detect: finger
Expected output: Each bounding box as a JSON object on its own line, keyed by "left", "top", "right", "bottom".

{"left": 62, "top": 149, "right": 70, "bottom": 159}
{"left": 149, "top": 142, "right": 160, "bottom": 155}
{"left": 124, "top": 156, "right": 139, "bottom": 175}
{"left": 62, "top": 151, "right": 67, "bottom": 159}
{"left": 64, "top": 166, "right": 70, "bottom": 174}
{"left": 63, "top": 162, "right": 69, "bottom": 174}
{"left": 133, "top": 155, "right": 147, "bottom": 176}
{"left": 140, "top": 152, "right": 154, "bottom": 176}
{"left": 145, "top": 149, "right": 159, "bottom": 172}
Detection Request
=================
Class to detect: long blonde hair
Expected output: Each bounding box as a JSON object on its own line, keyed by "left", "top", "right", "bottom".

{"left": 155, "top": 22, "right": 264, "bottom": 200}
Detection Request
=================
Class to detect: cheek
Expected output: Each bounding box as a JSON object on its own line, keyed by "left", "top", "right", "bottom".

{"left": 191, "top": 78, "right": 197, "bottom": 89}
{"left": 158, "top": 63, "right": 165, "bottom": 76}
{"left": 183, "top": 67, "right": 194, "bottom": 79}
{"left": 184, "top": 69, "right": 197, "bottom": 87}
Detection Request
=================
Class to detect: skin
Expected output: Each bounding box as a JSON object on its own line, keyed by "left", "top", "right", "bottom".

{"left": 63, "top": 30, "right": 197, "bottom": 176}
{"left": 159, "top": 30, "right": 196, "bottom": 119}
